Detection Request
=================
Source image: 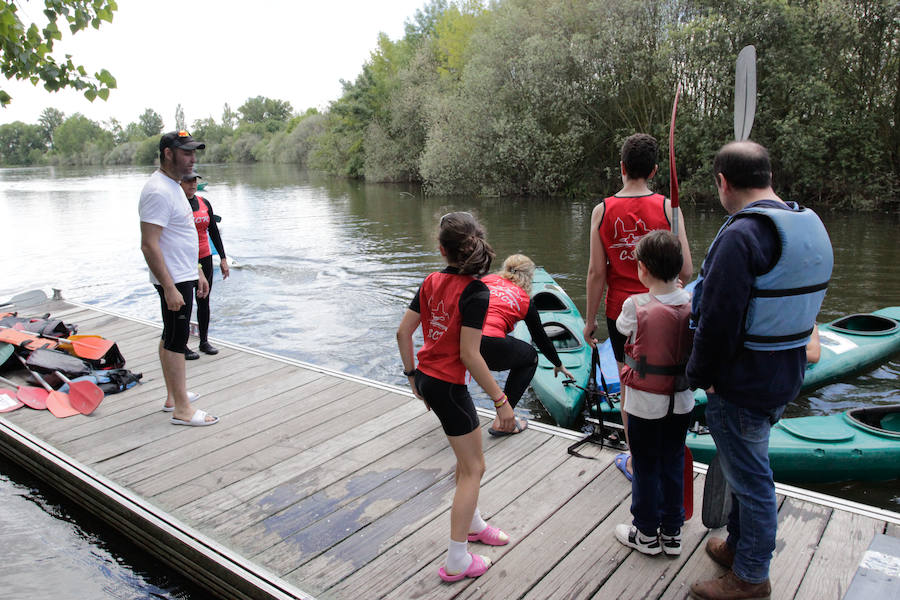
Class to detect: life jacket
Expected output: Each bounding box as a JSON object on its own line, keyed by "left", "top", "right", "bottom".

{"left": 416, "top": 271, "right": 477, "bottom": 384}
{"left": 191, "top": 195, "right": 212, "bottom": 258}
{"left": 598, "top": 194, "right": 670, "bottom": 318}
{"left": 691, "top": 202, "right": 832, "bottom": 350}
{"left": 481, "top": 274, "right": 530, "bottom": 338}
{"left": 621, "top": 294, "right": 692, "bottom": 394}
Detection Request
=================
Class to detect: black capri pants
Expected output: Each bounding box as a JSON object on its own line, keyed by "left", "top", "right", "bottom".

{"left": 480, "top": 335, "right": 538, "bottom": 408}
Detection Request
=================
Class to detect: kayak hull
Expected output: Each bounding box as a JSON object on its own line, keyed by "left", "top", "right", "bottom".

{"left": 511, "top": 269, "right": 592, "bottom": 428}
{"left": 686, "top": 404, "right": 900, "bottom": 483}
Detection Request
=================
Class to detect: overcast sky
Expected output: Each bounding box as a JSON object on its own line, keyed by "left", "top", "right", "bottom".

{"left": 0, "top": 0, "right": 427, "bottom": 129}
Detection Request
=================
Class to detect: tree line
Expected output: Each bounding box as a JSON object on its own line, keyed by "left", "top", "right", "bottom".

{"left": 1, "top": 0, "right": 897, "bottom": 210}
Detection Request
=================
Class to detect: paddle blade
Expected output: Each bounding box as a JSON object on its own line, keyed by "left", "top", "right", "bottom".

{"left": 0, "top": 342, "right": 13, "bottom": 365}
{"left": 17, "top": 386, "right": 48, "bottom": 410}
{"left": 683, "top": 446, "right": 694, "bottom": 520}
{"left": 67, "top": 381, "right": 104, "bottom": 415}
{"left": 67, "top": 336, "right": 115, "bottom": 361}
{"left": 45, "top": 390, "right": 80, "bottom": 418}
{"left": 702, "top": 453, "right": 732, "bottom": 528}
{"left": 0, "top": 388, "right": 24, "bottom": 412}
{"left": 734, "top": 45, "right": 757, "bottom": 141}
{"left": 669, "top": 82, "right": 682, "bottom": 210}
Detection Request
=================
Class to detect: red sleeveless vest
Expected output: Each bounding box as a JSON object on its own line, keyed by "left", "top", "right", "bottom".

{"left": 192, "top": 195, "right": 211, "bottom": 258}
{"left": 481, "top": 274, "right": 530, "bottom": 338}
{"left": 598, "top": 194, "right": 669, "bottom": 318}
{"left": 621, "top": 294, "right": 692, "bottom": 394}
{"left": 416, "top": 271, "right": 476, "bottom": 384}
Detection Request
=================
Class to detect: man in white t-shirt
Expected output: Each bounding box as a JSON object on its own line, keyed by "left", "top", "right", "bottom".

{"left": 139, "top": 130, "right": 218, "bottom": 426}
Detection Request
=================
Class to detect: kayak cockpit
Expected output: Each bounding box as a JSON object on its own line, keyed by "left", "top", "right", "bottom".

{"left": 543, "top": 323, "right": 582, "bottom": 351}
{"left": 533, "top": 289, "right": 568, "bottom": 312}
{"left": 829, "top": 314, "right": 899, "bottom": 336}
{"left": 845, "top": 405, "right": 900, "bottom": 438}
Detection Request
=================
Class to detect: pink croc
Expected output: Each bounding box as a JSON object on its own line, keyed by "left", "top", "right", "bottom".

{"left": 468, "top": 524, "right": 509, "bottom": 546}
{"left": 438, "top": 553, "right": 492, "bottom": 582}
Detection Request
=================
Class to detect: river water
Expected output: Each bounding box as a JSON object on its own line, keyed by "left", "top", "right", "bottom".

{"left": 1, "top": 163, "right": 898, "bottom": 597}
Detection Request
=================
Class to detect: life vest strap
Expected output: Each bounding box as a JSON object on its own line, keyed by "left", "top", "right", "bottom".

{"left": 623, "top": 354, "right": 687, "bottom": 377}
{"left": 743, "top": 326, "right": 815, "bottom": 344}
{"left": 750, "top": 280, "right": 830, "bottom": 298}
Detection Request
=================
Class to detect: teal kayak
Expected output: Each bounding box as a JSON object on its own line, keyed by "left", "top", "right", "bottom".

{"left": 510, "top": 268, "right": 593, "bottom": 428}
{"left": 686, "top": 404, "right": 900, "bottom": 483}
{"left": 593, "top": 306, "right": 900, "bottom": 423}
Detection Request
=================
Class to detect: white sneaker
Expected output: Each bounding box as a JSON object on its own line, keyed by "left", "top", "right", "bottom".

{"left": 615, "top": 524, "right": 661, "bottom": 556}
{"left": 660, "top": 529, "right": 682, "bottom": 556}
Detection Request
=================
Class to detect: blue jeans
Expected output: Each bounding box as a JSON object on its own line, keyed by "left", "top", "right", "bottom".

{"left": 705, "top": 392, "right": 784, "bottom": 584}
{"left": 627, "top": 411, "right": 692, "bottom": 536}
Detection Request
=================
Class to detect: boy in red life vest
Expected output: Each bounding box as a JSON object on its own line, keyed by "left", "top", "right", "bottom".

{"left": 397, "top": 212, "right": 514, "bottom": 582}
{"left": 583, "top": 133, "right": 693, "bottom": 479}
{"left": 613, "top": 230, "right": 693, "bottom": 557}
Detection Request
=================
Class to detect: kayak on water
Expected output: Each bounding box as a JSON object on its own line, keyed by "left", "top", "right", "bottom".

{"left": 592, "top": 306, "right": 900, "bottom": 423}
{"left": 510, "top": 268, "right": 593, "bottom": 428}
{"left": 686, "top": 404, "right": 900, "bottom": 483}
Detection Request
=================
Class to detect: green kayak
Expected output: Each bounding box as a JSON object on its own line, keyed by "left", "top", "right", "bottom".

{"left": 511, "top": 268, "right": 592, "bottom": 428}
{"left": 686, "top": 404, "right": 900, "bottom": 483}
{"left": 593, "top": 306, "right": 900, "bottom": 423}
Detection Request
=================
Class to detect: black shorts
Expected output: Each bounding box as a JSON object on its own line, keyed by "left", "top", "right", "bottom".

{"left": 607, "top": 316, "right": 627, "bottom": 363}
{"left": 154, "top": 280, "right": 195, "bottom": 352}
{"left": 414, "top": 371, "right": 480, "bottom": 437}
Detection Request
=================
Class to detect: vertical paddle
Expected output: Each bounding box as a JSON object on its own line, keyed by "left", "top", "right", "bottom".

{"left": 0, "top": 373, "right": 49, "bottom": 410}
{"left": 54, "top": 371, "right": 104, "bottom": 415}
{"left": 15, "top": 355, "right": 79, "bottom": 418}
{"left": 668, "top": 80, "right": 693, "bottom": 518}
{"left": 701, "top": 45, "right": 758, "bottom": 528}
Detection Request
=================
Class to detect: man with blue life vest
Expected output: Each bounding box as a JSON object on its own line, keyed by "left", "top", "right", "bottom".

{"left": 687, "top": 141, "right": 832, "bottom": 600}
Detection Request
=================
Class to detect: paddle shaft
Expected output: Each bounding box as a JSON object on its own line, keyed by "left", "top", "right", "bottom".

{"left": 668, "top": 82, "right": 682, "bottom": 237}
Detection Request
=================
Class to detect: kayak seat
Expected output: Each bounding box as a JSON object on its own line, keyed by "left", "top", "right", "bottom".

{"left": 533, "top": 291, "right": 568, "bottom": 312}
{"left": 845, "top": 405, "right": 900, "bottom": 437}
{"left": 829, "top": 314, "right": 899, "bottom": 336}
{"left": 542, "top": 322, "right": 581, "bottom": 351}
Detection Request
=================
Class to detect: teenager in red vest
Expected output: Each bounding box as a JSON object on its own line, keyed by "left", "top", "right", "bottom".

{"left": 481, "top": 254, "right": 573, "bottom": 435}
{"left": 397, "top": 212, "right": 514, "bottom": 582}
{"left": 583, "top": 134, "right": 693, "bottom": 479}
{"left": 181, "top": 170, "right": 229, "bottom": 359}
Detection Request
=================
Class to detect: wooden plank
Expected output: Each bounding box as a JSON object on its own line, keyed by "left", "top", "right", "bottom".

{"left": 887, "top": 523, "right": 899, "bottom": 538}
{"left": 99, "top": 369, "right": 336, "bottom": 477}
{"left": 320, "top": 438, "right": 606, "bottom": 599}
{"left": 206, "top": 412, "right": 443, "bottom": 556}
{"left": 155, "top": 386, "right": 408, "bottom": 512}
{"left": 794, "top": 511, "right": 884, "bottom": 600}
{"left": 769, "top": 498, "right": 832, "bottom": 598}
{"left": 292, "top": 430, "right": 559, "bottom": 594}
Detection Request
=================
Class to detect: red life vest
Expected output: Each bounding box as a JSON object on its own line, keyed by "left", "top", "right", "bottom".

{"left": 416, "top": 271, "right": 477, "bottom": 384}
{"left": 598, "top": 194, "right": 670, "bottom": 318}
{"left": 481, "top": 274, "right": 530, "bottom": 338}
{"left": 191, "top": 195, "right": 212, "bottom": 258}
{"left": 620, "top": 294, "right": 692, "bottom": 395}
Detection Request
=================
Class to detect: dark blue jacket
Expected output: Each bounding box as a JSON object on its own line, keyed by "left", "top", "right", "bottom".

{"left": 686, "top": 200, "right": 807, "bottom": 409}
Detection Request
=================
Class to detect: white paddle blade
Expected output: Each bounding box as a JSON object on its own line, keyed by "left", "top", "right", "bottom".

{"left": 734, "top": 45, "right": 757, "bottom": 141}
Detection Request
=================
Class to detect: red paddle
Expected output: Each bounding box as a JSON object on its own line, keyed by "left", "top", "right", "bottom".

{"left": 0, "top": 326, "right": 114, "bottom": 361}
{"left": 0, "top": 373, "right": 48, "bottom": 410}
{"left": 683, "top": 446, "right": 694, "bottom": 520}
{"left": 54, "top": 371, "right": 104, "bottom": 415}
{"left": 15, "top": 355, "right": 78, "bottom": 418}
{"left": 0, "top": 385, "right": 23, "bottom": 412}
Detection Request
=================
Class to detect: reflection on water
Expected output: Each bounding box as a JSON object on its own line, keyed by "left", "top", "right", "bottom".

{"left": 0, "top": 163, "right": 898, "bottom": 593}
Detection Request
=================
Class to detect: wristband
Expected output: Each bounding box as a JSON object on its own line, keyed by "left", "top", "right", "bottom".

{"left": 493, "top": 394, "right": 508, "bottom": 408}
{"left": 403, "top": 368, "right": 416, "bottom": 377}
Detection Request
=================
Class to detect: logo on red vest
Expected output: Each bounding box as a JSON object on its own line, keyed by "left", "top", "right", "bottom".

{"left": 609, "top": 217, "right": 650, "bottom": 261}
{"left": 427, "top": 299, "right": 450, "bottom": 341}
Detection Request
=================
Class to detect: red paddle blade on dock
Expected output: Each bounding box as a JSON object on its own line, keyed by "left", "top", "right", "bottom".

{"left": 684, "top": 446, "right": 694, "bottom": 520}
{"left": 46, "top": 390, "right": 79, "bottom": 418}
{"left": 67, "top": 380, "right": 104, "bottom": 415}
{"left": 0, "top": 388, "right": 24, "bottom": 412}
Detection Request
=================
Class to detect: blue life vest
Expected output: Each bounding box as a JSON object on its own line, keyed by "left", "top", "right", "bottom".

{"left": 691, "top": 202, "right": 833, "bottom": 351}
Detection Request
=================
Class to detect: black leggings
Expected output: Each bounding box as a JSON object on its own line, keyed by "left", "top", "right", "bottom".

{"left": 196, "top": 254, "right": 214, "bottom": 342}
{"left": 480, "top": 335, "right": 538, "bottom": 408}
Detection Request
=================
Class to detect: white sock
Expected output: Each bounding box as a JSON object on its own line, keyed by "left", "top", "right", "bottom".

{"left": 446, "top": 539, "right": 471, "bottom": 574}
{"left": 469, "top": 508, "right": 487, "bottom": 534}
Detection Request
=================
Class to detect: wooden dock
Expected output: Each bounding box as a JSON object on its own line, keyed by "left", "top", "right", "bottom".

{"left": 1, "top": 298, "right": 898, "bottom": 600}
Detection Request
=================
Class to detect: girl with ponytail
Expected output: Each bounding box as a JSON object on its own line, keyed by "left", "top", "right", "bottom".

{"left": 397, "top": 211, "right": 513, "bottom": 582}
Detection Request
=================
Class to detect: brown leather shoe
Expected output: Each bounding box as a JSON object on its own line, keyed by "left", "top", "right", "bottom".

{"left": 690, "top": 570, "right": 771, "bottom": 600}
{"left": 706, "top": 537, "right": 735, "bottom": 568}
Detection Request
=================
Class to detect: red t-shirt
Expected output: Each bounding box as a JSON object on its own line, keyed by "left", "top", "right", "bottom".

{"left": 191, "top": 195, "right": 212, "bottom": 259}
{"left": 598, "top": 193, "right": 669, "bottom": 318}
{"left": 481, "top": 274, "right": 531, "bottom": 338}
